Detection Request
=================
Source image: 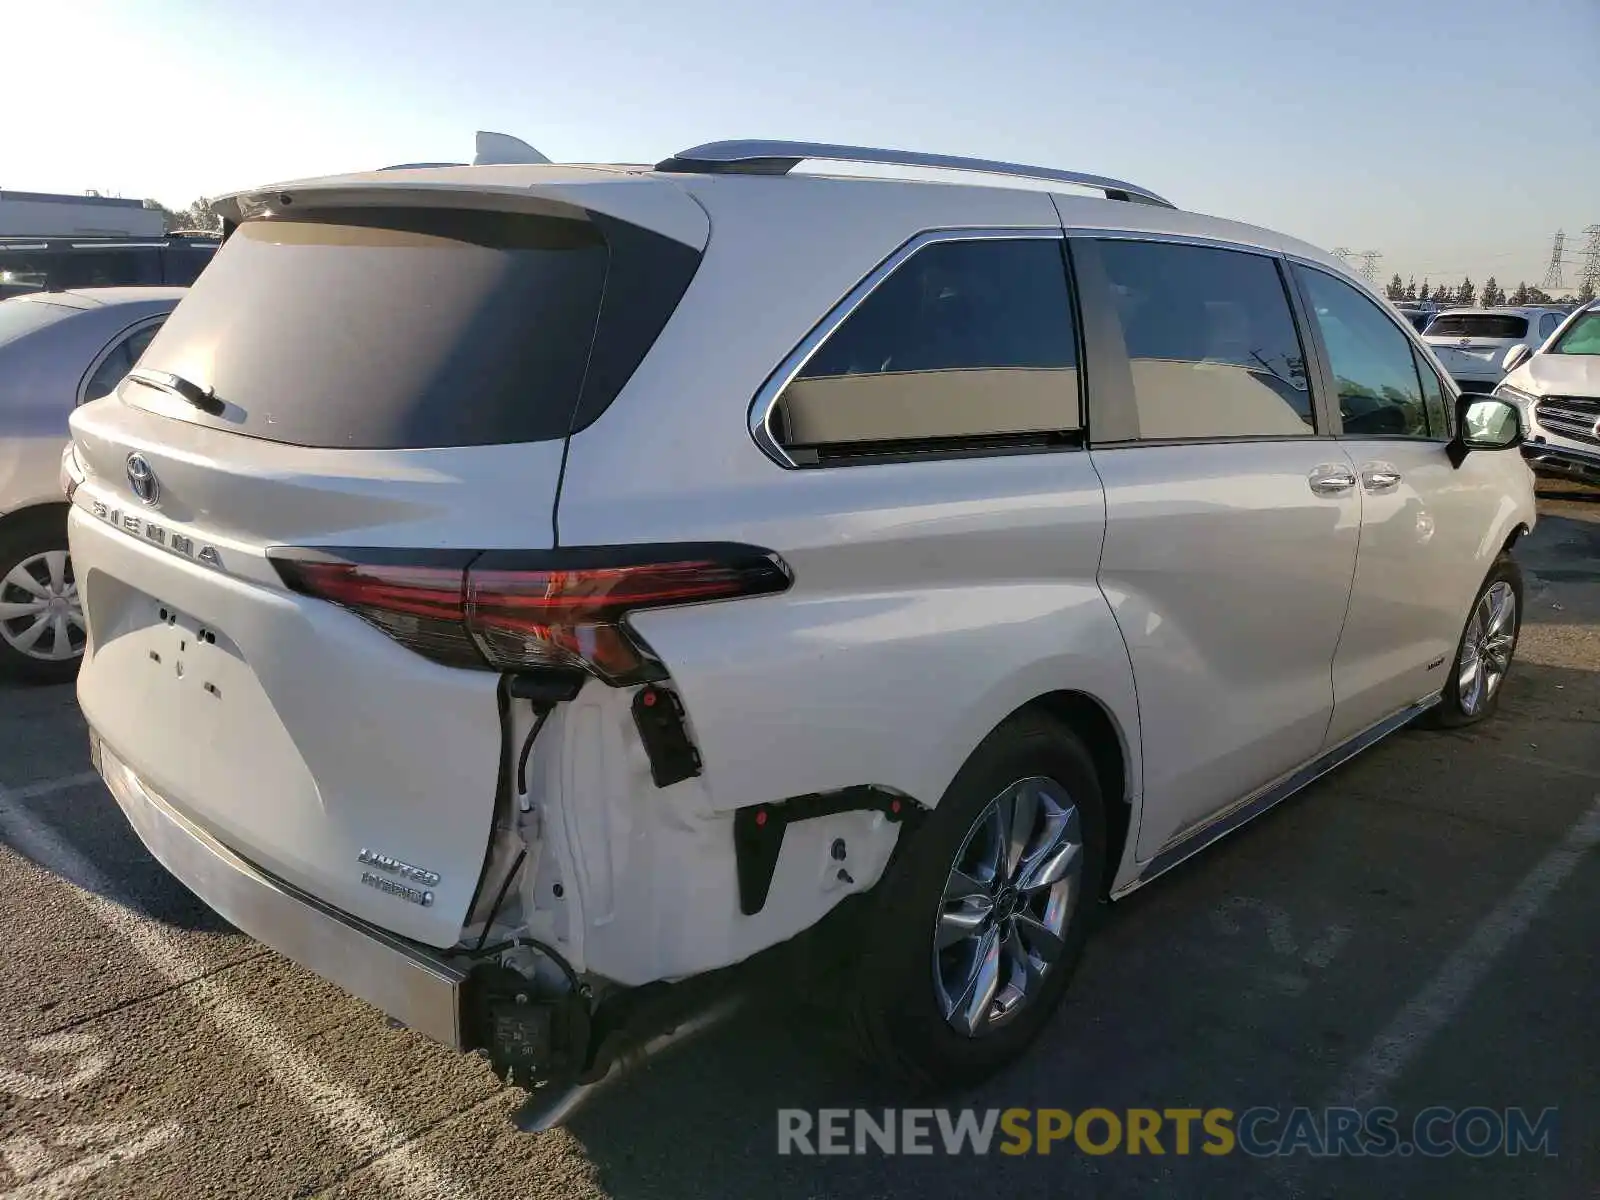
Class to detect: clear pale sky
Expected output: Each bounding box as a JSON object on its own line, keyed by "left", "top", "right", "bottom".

{"left": 6, "top": 0, "right": 1597, "bottom": 293}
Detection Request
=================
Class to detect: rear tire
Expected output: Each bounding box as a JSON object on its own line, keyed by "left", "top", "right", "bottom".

{"left": 1421, "top": 555, "right": 1522, "bottom": 729}
{"left": 0, "top": 509, "right": 84, "bottom": 685}
{"left": 844, "top": 712, "right": 1106, "bottom": 1092}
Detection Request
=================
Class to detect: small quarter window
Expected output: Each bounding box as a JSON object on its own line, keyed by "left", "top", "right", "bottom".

{"left": 1413, "top": 349, "right": 1451, "bottom": 439}
{"left": 1088, "top": 240, "right": 1313, "bottom": 441}
{"left": 770, "top": 237, "right": 1080, "bottom": 463}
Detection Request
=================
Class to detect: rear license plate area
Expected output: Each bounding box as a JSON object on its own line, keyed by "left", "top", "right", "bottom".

{"left": 144, "top": 599, "right": 233, "bottom": 701}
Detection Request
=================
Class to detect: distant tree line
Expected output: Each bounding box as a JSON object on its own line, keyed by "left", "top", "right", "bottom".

{"left": 1383, "top": 272, "right": 1591, "bottom": 307}
{"left": 141, "top": 197, "right": 224, "bottom": 234}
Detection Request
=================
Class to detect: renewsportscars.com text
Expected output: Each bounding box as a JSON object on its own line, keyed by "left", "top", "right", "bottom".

{"left": 777, "top": 1106, "right": 1558, "bottom": 1158}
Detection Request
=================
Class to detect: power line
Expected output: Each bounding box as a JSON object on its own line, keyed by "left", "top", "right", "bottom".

{"left": 1542, "top": 230, "right": 1566, "bottom": 291}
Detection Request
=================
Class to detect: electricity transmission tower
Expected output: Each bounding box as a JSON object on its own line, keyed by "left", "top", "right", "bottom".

{"left": 1581, "top": 226, "right": 1600, "bottom": 297}
{"left": 1541, "top": 231, "right": 1566, "bottom": 291}
{"left": 1331, "top": 248, "right": 1382, "bottom": 283}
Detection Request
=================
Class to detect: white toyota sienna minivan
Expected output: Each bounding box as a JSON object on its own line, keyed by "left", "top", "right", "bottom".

{"left": 63, "top": 140, "right": 1536, "bottom": 1092}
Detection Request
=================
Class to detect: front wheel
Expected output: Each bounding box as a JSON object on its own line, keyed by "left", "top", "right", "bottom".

{"left": 845, "top": 712, "right": 1106, "bottom": 1091}
{"left": 1425, "top": 556, "right": 1523, "bottom": 728}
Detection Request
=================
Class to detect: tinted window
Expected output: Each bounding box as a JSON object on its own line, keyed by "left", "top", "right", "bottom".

{"left": 53, "top": 249, "right": 163, "bottom": 289}
{"left": 1413, "top": 349, "right": 1451, "bottom": 439}
{"left": 161, "top": 245, "right": 217, "bottom": 285}
{"left": 1298, "top": 267, "right": 1429, "bottom": 438}
{"left": 1089, "top": 240, "right": 1312, "bottom": 441}
{"left": 133, "top": 208, "right": 696, "bottom": 449}
{"left": 772, "top": 237, "right": 1079, "bottom": 461}
{"left": 84, "top": 322, "right": 163, "bottom": 402}
{"left": 1424, "top": 314, "right": 1529, "bottom": 339}
{"left": 1539, "top": 312, "right": 1561, "bottom": 340}
{"left": 1551, "top": 312, "right": 1600, "bottom": 355}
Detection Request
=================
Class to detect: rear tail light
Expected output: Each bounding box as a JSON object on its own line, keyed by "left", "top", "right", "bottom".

{"left": 270, "top": 545, "right": 790, "bottom": 685}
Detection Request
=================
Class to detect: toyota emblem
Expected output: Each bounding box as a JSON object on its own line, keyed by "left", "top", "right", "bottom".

{"left": 126, "top": 453, "right": 159, "bottom": 505}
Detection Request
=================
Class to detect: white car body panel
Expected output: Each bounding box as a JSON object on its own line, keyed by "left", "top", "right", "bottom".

{"left": 60, "top": 154, "right": 1540, "bottom": 1061}
{"left": 68, "top": 395, "right": 572, "bottom": 947}
{"left": 0, "top": 428, "right": 67, "bottom": 516}
{"left": 1092, "top": 442, "right": 1360, "bottom": 858}
{"left": 1325, "top": 442, "right": 1534, "bottom": 746}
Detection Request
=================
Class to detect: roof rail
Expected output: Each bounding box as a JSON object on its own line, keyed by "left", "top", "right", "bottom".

{"left": 654, "top": 140, "right": 1176, "bottom": 208}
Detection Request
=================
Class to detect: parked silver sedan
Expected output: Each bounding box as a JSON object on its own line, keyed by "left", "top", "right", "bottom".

{"left": 0, "top": 287, "right": 186, "bottom": 681}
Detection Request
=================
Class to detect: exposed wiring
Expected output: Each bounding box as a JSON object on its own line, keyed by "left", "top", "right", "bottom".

{"left": 469, "top": 933, "right": 585, "bottom": 996}
{"left": 472, "top": 849, "right": 526, "bottom": 953}
{"left": 517, "top": 707, "right": 551, "bottom": 796}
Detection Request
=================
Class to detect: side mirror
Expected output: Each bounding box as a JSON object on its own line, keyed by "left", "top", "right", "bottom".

{"left": 1447, "top": 395, "right": 1522, "bottom": 467}
{"left": 1501, "top": 344, "right": 1531, "bottom": 374}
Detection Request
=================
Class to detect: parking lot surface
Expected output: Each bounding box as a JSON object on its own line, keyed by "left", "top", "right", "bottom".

{"left": 1, "top": 488, "right": 1595, "bottom": 1200}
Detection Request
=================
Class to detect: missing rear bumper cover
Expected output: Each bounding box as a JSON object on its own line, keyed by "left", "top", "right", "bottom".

{"left": 733, "top": 786, "right": 918, "bottom": 915}
{"left": 631, "top": 684, "right": 702, "bottom": 787}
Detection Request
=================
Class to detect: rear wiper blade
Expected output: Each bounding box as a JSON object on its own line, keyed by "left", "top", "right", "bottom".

{"left": 125, "top": 367, "right": 224, "bottom": 415}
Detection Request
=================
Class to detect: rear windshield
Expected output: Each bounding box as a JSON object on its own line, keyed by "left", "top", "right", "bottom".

{"left": 0, "top": 297, "right": 76, "bottom": 348}
{"left": 131, "top": 206, "right": 698, "bottom": 449}
{"left": 1424, "top": 314, "right": 1528, "bottom": 339}
{"left": 1551, "top": 312, "right": 1600, "bottom": 355}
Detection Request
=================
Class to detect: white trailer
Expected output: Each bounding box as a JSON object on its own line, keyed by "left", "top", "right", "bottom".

{"left": 0, "top": 190, "right": 164, "bottom": 238}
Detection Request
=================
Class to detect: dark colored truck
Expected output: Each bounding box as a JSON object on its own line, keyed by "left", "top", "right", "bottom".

{"left": 0, "top": 232, "right": 218, "bottom": 299}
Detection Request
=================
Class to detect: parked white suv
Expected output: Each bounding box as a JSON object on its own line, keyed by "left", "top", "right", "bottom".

{"left": 1496, "top": 300, "right": 1600, "bottom": 481}
{"left": 64, "top": 141, "right": 1535, "bottom": 1092}
{"left": 1424, "top": 305, "right": 1569, "bottom": 394}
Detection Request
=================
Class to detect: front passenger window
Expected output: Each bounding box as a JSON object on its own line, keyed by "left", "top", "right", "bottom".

{"left": 1297, "top": 267, "right": 1430, "bottom": 438}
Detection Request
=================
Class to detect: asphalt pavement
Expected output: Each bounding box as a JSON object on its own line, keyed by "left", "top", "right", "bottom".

{"left": 1, "top": 487, "right": 1595, "bottom": 1199}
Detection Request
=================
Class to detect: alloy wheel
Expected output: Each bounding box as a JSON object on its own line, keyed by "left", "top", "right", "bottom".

{"left": 933, "top": 776, "right": 1083, "bottom": 1037}
{"left": 1458, "top": 580, "right": 1517, "bottom": 717}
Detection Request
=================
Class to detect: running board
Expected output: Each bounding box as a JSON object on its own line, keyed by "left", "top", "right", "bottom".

{"left": 1114, "top": 694, "right": 1441, "bottom": 897}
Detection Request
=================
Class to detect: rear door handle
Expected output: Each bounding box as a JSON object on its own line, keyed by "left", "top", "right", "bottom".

{"left": 1360, "top": 463, "right": 1403, "bottom": 493}
{"left": 1308, "top": 464, "right": 1357, "bottom": 496}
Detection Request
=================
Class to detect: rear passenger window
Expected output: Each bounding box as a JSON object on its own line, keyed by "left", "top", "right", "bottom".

{"left": 1539, "top": 312, "right": 1561, "bottom": 341}
{"left": 1088, "top": 240, "right": 1313, "bottom": 442}
{"left": 1297, "top": 267, "right": 1431, "bottom": 438}
{"left": 770, "top": 237, "right": 1080, "bottom": 464}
